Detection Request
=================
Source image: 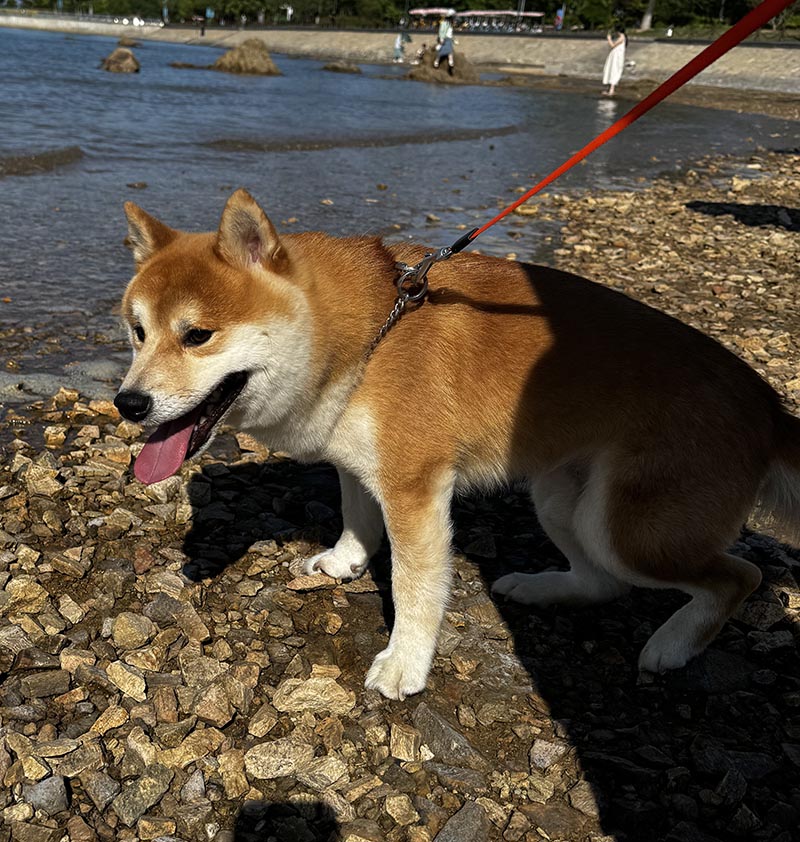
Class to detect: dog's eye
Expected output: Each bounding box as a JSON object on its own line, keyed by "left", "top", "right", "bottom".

{"left": 133, "top": 325, "right": 145, "bottom": 343}
{"left": 185, "top": 328, "right": 214, "bottom": 347}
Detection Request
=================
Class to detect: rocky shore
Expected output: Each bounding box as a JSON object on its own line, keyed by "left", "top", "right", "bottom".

{"left": 1, "top": 147, "right": 799, "bottom": 842}
{"left": 2, "top": 13, "right": 800, "bottom": 100}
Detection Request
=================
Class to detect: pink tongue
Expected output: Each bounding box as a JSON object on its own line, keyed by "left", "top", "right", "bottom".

{"left": 134, "top": 407, "right": 201, "bottom": 485}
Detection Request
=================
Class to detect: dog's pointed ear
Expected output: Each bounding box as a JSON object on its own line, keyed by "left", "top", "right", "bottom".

{"left": 216, "top": 189, "right": 286, "bottom": 273}
{"left": 124, "top": 202, "right": 177, "bottom": 266}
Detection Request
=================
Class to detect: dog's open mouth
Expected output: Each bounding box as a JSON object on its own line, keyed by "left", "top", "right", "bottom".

{"left": 134, "top": 371, "right": 248, "bottom": 485}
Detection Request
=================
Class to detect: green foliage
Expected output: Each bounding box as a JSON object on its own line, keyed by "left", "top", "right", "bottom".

{"left": 570, "top": 0, "right": 613, "bottom": 29}
{"left": 19, "top": 0, "right": 800, "bottom": 32}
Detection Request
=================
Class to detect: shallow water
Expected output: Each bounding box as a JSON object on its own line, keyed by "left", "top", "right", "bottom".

{"left": 0, "top": 26, "right": 797, "bottom": 401}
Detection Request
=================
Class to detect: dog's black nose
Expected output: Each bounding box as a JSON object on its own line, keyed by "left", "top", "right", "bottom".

{"left": 114, "top": 390, "right": 152, "bottom": 422}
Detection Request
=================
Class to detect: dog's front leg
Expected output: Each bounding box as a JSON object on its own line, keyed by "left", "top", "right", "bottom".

{"left": 304, "top": 467, "right": 384, "bottom": 579}
{"left": 365, "top": 472, "right": 454, "bottom": 700}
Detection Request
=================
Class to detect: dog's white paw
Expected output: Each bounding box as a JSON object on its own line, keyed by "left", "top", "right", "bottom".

{"left": 303, "top": 549, "right": 368, "bottom": 580}
{"left": 492, "top": 572, "right": 547, "bottom": 605}
{"left": 364, "top": 647, "right": 429, "bottom": 701}
{"left": 638, "top": 635, "right": 697, "bottom": 674}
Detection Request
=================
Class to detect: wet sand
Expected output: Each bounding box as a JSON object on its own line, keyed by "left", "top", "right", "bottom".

{"left": 488, "top": 70, "right": 800, "bottom": 122}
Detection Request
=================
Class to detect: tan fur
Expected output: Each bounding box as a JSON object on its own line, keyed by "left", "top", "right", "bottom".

{"left": 118, "top": 190, "right": 800, "bottom": 698}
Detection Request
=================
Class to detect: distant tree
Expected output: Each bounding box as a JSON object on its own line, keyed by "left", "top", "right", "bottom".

{"left": 639, "top": 0, "right": 654, "bottom": 30}
{"left": 572, "top": 0, "right": 613, "bottom": 29}
{"left": 770, "top": 0, "right": 799, "bottom": 31}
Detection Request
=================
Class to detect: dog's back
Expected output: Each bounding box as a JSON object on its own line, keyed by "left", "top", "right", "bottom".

{"left": 365, "top": 248, "right": 799, "bottom": 676}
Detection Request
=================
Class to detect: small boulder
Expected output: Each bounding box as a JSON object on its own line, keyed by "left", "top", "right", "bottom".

{"left": 23, "top": 776, "right": 70, "bottom": 816}
{"left": 323, "top": 61, "right": 362, "bottom": 74}
{"left": 408, "top": 49, "right": 479, "bottom": 85}
{"left": 212, "top": 39, "right": 281, "bottom": 76}
{"left": 101, "top": 47, "right": 140, "bottom": 74}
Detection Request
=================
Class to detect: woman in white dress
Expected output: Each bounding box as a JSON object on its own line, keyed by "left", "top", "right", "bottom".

{"left": 602, "top": 26, "right": 627, "bottom": 96}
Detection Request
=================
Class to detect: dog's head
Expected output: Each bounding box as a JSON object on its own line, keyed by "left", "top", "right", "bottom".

{"left": 116, "top": 189, "right": 312, "bottom": 484}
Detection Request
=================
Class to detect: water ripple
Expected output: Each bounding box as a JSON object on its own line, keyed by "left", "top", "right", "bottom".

{"left": 0, "top": 146, "right": 84, "bottom": 179}
{"left": 204, "top": 124, "right": 523, "bottom": 154}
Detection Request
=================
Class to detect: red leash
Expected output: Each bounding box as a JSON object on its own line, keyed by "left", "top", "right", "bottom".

{"left": 391, "top": 0, "right": 793, "bottom": 314}
{"left": 447, "top": 0, "right": 795, "bottom": 252}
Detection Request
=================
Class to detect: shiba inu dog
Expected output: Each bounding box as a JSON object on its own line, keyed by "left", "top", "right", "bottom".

{"left": 115, "top": 189, "right": 800, "bottom": 700}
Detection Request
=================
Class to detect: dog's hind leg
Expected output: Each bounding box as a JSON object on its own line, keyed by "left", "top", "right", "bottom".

{"left": 493, "top": 462, "right": 630, "bottom": 606}
{"left": 365, "top": 469, "right": 455, "bottom": 700}
{"left": 304, "top": 467, "right": 384, "bottom": 579}
{"left": 603, "top": 452, "right": 762, "bottom": 672}
{"left": 637, "top": 552, "right": 761, "bottom": 672}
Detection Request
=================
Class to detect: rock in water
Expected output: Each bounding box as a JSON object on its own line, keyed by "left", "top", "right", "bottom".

{"left": 212, "top": 39, "right": 281, "bottom": 76}
{"left": 101, "top": 47, "right": 140, "bottom": 74}
{"left": 408, "top": 49, "right": 479, "bottom": 84}
{"left": 323, "top": 61, "right": 362, "bottom": 74}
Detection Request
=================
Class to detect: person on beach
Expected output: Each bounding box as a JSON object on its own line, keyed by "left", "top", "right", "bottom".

{"left": 433, "top": 13, "right": 456, "bottom": 75}
{"left": 602, "top": 25, "right": 627, "bottom": 96}
{"left": 393, "top": 31, "right": 411, "bottom": 63}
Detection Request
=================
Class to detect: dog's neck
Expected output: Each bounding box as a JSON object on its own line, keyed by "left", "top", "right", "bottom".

{"left": 285, "top": 232, "right": 400, "bottom": 376}
{"left": 243, "top": 233, "right": 399, "bottom": 460}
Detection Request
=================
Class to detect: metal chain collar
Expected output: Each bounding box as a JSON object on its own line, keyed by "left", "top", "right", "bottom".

{"left": 368, "top": 244, "right": 457, "bottom": 355}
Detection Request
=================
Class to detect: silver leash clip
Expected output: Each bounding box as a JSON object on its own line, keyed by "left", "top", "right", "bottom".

{"left": 369, "top": 231, "right": 476, "bottom": 356}
{"left": 394, "top": 245, "right": 454, "bottom": 303}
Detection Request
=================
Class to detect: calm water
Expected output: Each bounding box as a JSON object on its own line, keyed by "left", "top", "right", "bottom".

{"left": 0, "top": 26, "right": 797, "bottom": 399}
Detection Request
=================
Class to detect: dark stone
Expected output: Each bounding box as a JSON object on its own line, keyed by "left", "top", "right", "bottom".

{"left": 665, "top": 822, "right": 725, "bottom": 842}
{"left": 143, "top": 592, "right": 184, "bottom": 625}
{"left": 581, "top": 751, "right": 660, "bottom": 779}
{"left": 14, "top": 648, "right": 60, "bottom": 671}
{"left": 519, "top": 803, "right": 588, "bottom": 840}
{"left": 715, "top": 769, "right": 747, "bottom": 806}
{"left": 110, "top": 764, "right": 173, "bottom": 826}
{"left": 380, "top": 761, "right": 416, "bottom": 793}
{"left": 412, "top": 795, "right": 449, "bottom": 838}
{"left": 684, "top": 649, "right": 756, "bottom": 694}
{"left": 19, "top": 670, "right": 69, "bottom": 698}
{"left": 690, "top": 737, "right": 779, "bottom": 780}
{"left": 8, "top": 822, "right": 62, "bottom": 842}
{"left": 175, "top": 800, "right": 214, "bottom": 836}
{"left": 424, "top": 762, "right": 488, "bottom": 795}
{"left": 782, "top": 743, "right": 800, "bottom": 767}
{"left": 412, "top": 702, "right": 488, "bottom": 772}
{"left": 80, "top": 770, "right": 120, "bottom": 812}
{"left": 433, "top": 802, "right": 488, "bottom": 842}
{"left": 22, "top": 776, "right": 70, "bottom": 815}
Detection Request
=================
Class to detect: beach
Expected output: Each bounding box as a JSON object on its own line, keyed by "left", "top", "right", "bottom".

{"left": 1, "top": 18, "right": 800, "bottom": 842}
{"left": 1, "top": 143, "right": 799, "bottom": 841}
{"left": 2, "top": 11, "right": 800, "bottom": 122}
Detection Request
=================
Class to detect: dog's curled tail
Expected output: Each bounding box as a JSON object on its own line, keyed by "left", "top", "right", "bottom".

{"left": 758, "top": 411, "right": 800, "bottom": 543}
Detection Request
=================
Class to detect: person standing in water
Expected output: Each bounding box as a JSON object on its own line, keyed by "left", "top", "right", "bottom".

{"left": 433, "top": 13, "right": 456, "bottom": 75}
{"left": 602, "top": 25, "right": 627, "bottom": 96}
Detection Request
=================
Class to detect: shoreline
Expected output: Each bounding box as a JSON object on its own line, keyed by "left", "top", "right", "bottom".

{"left": 2, "top": 13, "right": 800, "bottom": 120}
{"left": 1, "top": 147, "right": 798, "bottom": 410}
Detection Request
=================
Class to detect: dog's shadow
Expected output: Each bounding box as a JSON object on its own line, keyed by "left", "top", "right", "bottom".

{"left": 233, "top": 798, "right": 339, "bottom": 841}
{"left": 686, "top": 200, "right": 800, "bottom": 232}
{"left": 182, "top": 453, "right": 800, "bottom": 842}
